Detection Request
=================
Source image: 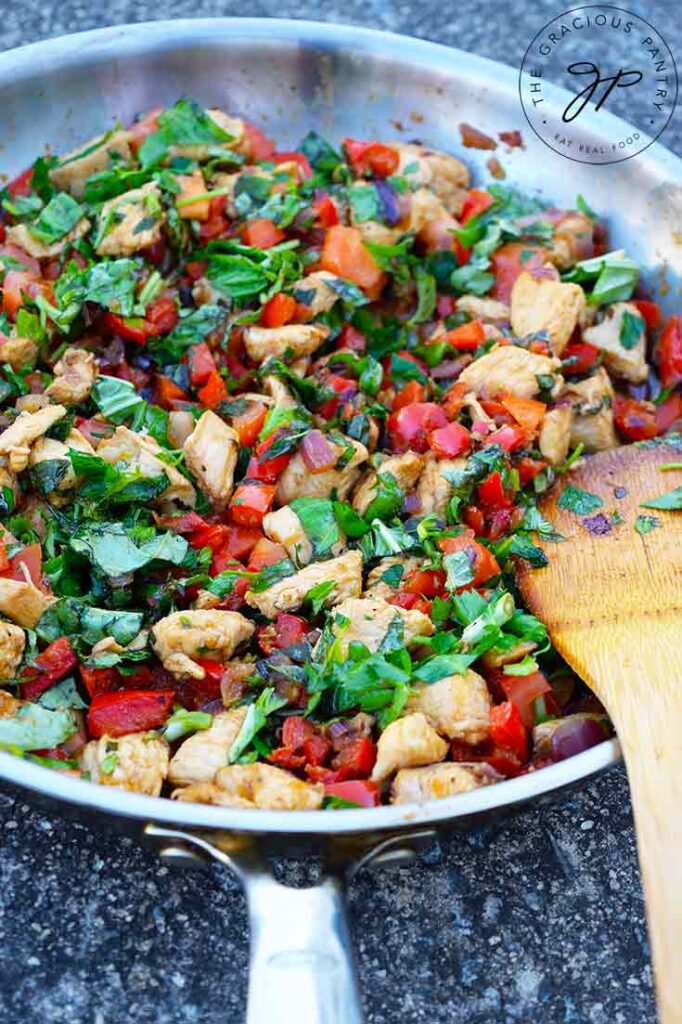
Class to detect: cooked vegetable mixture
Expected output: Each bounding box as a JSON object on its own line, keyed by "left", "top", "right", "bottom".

{"left": 0, "top": 98, "right": 677, "bottom": 811}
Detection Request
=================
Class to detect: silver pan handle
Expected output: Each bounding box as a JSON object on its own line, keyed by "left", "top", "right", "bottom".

{"left": 244, "top": 871, "right": 363, "bottom": 1024}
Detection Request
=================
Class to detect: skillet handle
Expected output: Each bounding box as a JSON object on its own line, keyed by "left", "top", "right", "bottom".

{"left": 243, "top": 871, "right": 364, "bottom": 1024}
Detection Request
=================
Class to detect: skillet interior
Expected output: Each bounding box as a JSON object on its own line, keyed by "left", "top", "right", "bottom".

{"left": 0, "top": 16, "right": 678, "bottom": 837}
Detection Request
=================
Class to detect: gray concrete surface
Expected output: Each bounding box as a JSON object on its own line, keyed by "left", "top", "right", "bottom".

{"left": 0, "top": 2, "right": 679, "bottom": 1022}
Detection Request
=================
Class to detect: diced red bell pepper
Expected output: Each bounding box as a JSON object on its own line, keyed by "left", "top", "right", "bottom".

{"left": 450, "top": 738, "right": 524, "bottom": 778}
{"left": 462, "top": 504, "right": 486, "bottom": 536}
{"left": 242, "top": 218, "right": 286, "bottom": 249}
{"left": 515, "top": 456, "right": 547, "bottom": 485}
{"left": 500, "top": 670, "right": 551, "bottom": 729}
{"left": 486, "top": 423, "right": 527, "bottom": 452}
{"left": 154, "top": 376, "right": 190, "bottom": 409}
{"left": 343, "top": 138, "right": 399, "bottom": 178}
{"left": 247, "top": 432, "right": 294, "bottom": 483}
{"left": 243, "top": 121, "right": 276, "bottom": 161}
{"left": 247, "top": 537, "right": 288, "bottom": 571}
{"left": 194, "top": 659, "right": 225, "bottom": 684}
{"left": 330, "top": 736, "right": 377, "bottom": 780}
{"left": 157, "top": 511, "right": 207, "bottom": 535}
{"left": 88, "top": 689, "right": 175, "bottom": 739}
{"left": 302, "top": 732, "right": 332, "bottom": 766}
{"left": 312, "top": 194, "right": 339, "bottom": 228}
{"left": 490, "top": 700, "right": 529, "bottom": 761}
{"left": 101, "top": 312, "right": 149, "bottom": 345}
{"left": 393, "top": 380, "right": 427, "bottom": 411}
{"left": 632, "top": 299, "right": 662, "bottom": 333}
{"left": 324, "top": 779, "right": 380, "bottom": 807}
{"left": 261, "top": 292, "right": 297, "bottom": 328}
{"left": 386, "top": 402, "right": 448, "bottom": 454}
{"left": 79, "top": 665, "right": 119, "bottom": 700}
{"left": 145, "top": 295, "right": 179, "bottom": 336}
{"left": 477, "top": 471, "right": 509, "bottom": 508}
{"left": 229, "top": 482, "right": 276, "bottom": 527}
{"left": 320, "top": 226, "right": 386, "bottom": 301}
{"left": 427, "top": 421, "right": 471, "bottom": 458}
{"left": 388, "top": 591, "right": 432, "bottom": 616}
{"left": 562, "top": 341, "right": 600, "bottom": 376}
{"left": 613, "top": 395, "right": 659, "bottom": 442}
{"left": 268, "top": 747, "right": 306, "bottom": 771}
{"left": 403, "top": 568, "right": 446, "bottom": 598}
{"left": 231, "top": 401, "right": 268, "bottom": 448}
{"left": 282, "top": 716, "right": 318, "bottom": 750}
{"left": 20, "top": 637, "right": 78, "bottom": 702}
{"left": 188, "top": 522, "right": 231, "bottom": 553}
{"left": 658, "top": 315, "right": 682, "bottom": 390}
{"left": 188, "top": 341, "right": 216, "bottom": 387}
{"left": 460, "top": 188, "right": 495, "bottom": 224}
{"left": 441, "top": 320, "right": 485, "bottom": 351}
{"left": 440, "top": 531, "right": 501, "bottom": 588}
{"left": 197, "top": 369, "right": 228, "bottom": 409}
{"left": 258, "top": 613, "right": 309, "bottom": 655}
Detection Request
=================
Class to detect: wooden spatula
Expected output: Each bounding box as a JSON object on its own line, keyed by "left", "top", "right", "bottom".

{"left": 516, "top": 439, "right": 682, "bottom": 1024}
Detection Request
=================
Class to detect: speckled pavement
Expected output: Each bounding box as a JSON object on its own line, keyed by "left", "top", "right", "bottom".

{"left": 0, "top": 2, "right": 679, "bottom": 1022}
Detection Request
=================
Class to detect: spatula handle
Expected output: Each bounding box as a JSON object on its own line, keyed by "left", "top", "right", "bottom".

{"left": 611, "top": 684, "right": 682, "bottom": 1024}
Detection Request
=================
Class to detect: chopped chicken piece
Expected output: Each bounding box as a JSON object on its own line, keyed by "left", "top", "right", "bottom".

{"left": 320, "top": 594, "right": 434, "bottom": 657}
{"left": 263, "top": 505, "right": 314, "bottom": 565}
{"left": 243, "top": 323, "right": 330, "bottom": 363}
{"left": 0, "top": 575, "right": 56, "bottom": 628}
{"left": 481, "top": 639, "right": 537, "bottom": 669}
{"left": 371, "top": 712, "right": 448, "bottom": 783}
{"left": 417, "top": 453, "right": 467, "bottom": 517}
{"left": 582, "top": 302, "right": 647, "bottom": 383}
{"left": 98, "top": 425, "right": 196, "bottom": 506}
{"left": 293, "top": 271, "right": 343, "bottom": 316}
{"left": 245, "top": 550, "right": 362, "bottom": 618}
{"left": 565, "top": 367, "right": 618, "bottom": 451}
{"left": 352, "top": 451, "right": 424, "bottom": 517}
{"left": 96, "top": 182, "right": 165, "bottom": 257}
{"left": 364, "top": 556, "right": 421, "bottom": 600}
{"left": 456, "top": 294, "right": 510, "bottom": 324}
{"left": 49, "top": 129, "right": 133, "bottom": 198}
{"left": 510, "top": 272, "right": 586, "bottom": 355}
{"left": 172, "top": 762, "right": 324, "bottom": 810}
{"left": 406, "top": 188, "right": 453, "bottom": 239}
{"left": 46, "top": 347, "right": 99, "bottom": 405}
{"left": 0, "top": 333, "right": 38, "bottom": 372}
{"left": 457, "top": 344, "right": 563, "bottom": 399}
{"left": 539, "top": 405, "right": 573, "bottom": 466}
{"left": 545, "top": 211, "right": 594, "bottom": 270}
{"left": 0, "top": 621, "right": 25, "bottom": 681}
{"left": 263, "top": 375, "right": 296, "bottom": 408}
{"left": 28, "top": 428, "right": 95, "bottom": 495}
{"left": 81, "top": 733, "right": 169, "bottom": 796}
{"left": 183, "top": 411, "right": 239, "bottom": 508}
{"left": 152, "top": 609, "right": 255, "bottom": 680}
{"left": 388, "top": 142, "right": 470, "bottom": 214}
{"left": 0, "top": 404, "right": 67, "bottom": 473}
{"left": 407, "top": 670, "right": 491, "bottom": 744}
{"left": 168, "top": 707, "right": 248, "bottom": 787}
{"left": 0, "top": 688, "right": 22, "bottom": 717}
{"left": 391, "top": 762, "right": 501, "bottom": 805}
{"left": 6, "top": 217, "right": 91, "bottom": 259}
{"left": 275, "top": 436, "right": 368, "bottom": 505}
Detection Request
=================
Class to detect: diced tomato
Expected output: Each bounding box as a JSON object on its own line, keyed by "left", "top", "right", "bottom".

{"left": 320, "top": 226, "right": 386, "bottom": 301}
{"left": 460, "top": 188, "right": 495, "bottom": 224}
{"left": 185, "top": 260, "right": 208, "bottom": 281}
{"left": 6, "top": 166, "right": 33, "bottom": 198}
{"left": 258, "top": 613, "right": 308, "bottom": 655}
{"left": 632, "top": 299, "right": 662, "bottom": 333}
{"left": 156, "top": 511, "right": 207, "bottom": 535}
{"left": 343, "top": 138, "right": 399, "bottom": 178}
{"left": 2, "top": 269, "right": 39, "bottom": 320}
{"left": 393, "top": 380, "right": 427, "bottom": 411}
{"left": 477, "top": 471, "right": 508, "bottom": 508}
{"left": 218, "top": 524, "right": 262, "bottom": 562}
{"left": 312, "top": 194, "right": 339, "bottom": 228}
{"left": 0, "top": 543, "right": 8, "bottom": 573}
{"left": 229, "top": 482, "right": 276, "bottom": 527}
{"left": 613, "top": 395, "right": 659, "bottom": 442}
{"left": 324, "top": 779, "right": 380, "bottom": 807}
{"left": 441, "top": 319, "right": 485, "bottom": 351}
{"left": 128, "top": 107, "right": 163, "bottom": 154}
{"left": 188, "top": 341, "right": 216, "bottom": 387}
{"left": 145, "top": 295, "right": 179, "bottom": 336}
{"left": 331, "top": 736, "right": 377, "bottom": 780}
{"left": 247, "top": 537, "right": 288, "bottom": 572}
{"left": 302, "top": 732, "right": 332, "bottom": 766}
{"left": 386, "top": 402, "right": 448, "bottom": 453}
{"left": 462, "top": 504, "right": 486, "bottom": 536}
{"left": 659, "top": 315, "right": 682, "bottom": 390}
{"left": 315, "top": 372, "right": 359, "bottom": 420}
{"left": 198, "top": 196, "right": 229, "bottom": 242}
{"left": 101, "top": 312, "right": 149, "bottom": 345}
{"left": 273, "top": 151, "right": 313, "bottom": 179}
{"left": 194, "top": 659, "right": 225, "bottom": 684}
{"left": 500, "top": 670, "right": 551, "bottom": 729}
{"left": 490, "top": 242, "right": 550, "bottom": 304}
{"left": 3, "top": 543, "right": 42, "bottom": 587}
{"left": 427, "top": 421, "right": 471, "bottom": 458}
{"left": 20, "top": 637, "right": 78, "bottom": 702}
{"left": 450, "top": 738, "right": 524, "bottom": 778}
{"left": 261, "top": 292, "right": 297, "bottom": 328}
{"left": 403, "top": 568, "right": 446, "bottom": 598}
{"left": 515, "top": 456, "right": 547, "bottom": 485}
{"left": 500, "top": 394, "right": 546, "bottom": 434}
{"left": 243, "top": 121, "right": 277, "bottom": 161}
{"left": 487, "top": 505, "right": 524, "bottom": 541}
{"left": 490, "top": 701, "right": 529, "bottom": 760}
{"left": 268, "top": 747, "right": 306, "bottom": 770}
{"left": 88, "top": 689, "right": 175, "bottom": 739}
{"left": 440, "top": 531, "right": 501, "bottom": 588}
{"left": 154, "top": 375, "right": 189, "bottom": 409}
{"left": 242, "top": 218, "right": 286, "bottom": 249}
{"left": 247, "top": 435, "right": 293, "bottom": 483}
{"left": 188, "top": 522, "right": 231, "bottom": 553}
{"left": 282, "top": 716, "right": 318, "bottom": 750}
{"left": 228, "top": 400, "right": 267, "bottom": 448}
{"left": 562, "top": 340, "right": 600, "bottom": 376}
{"left": 79, "top": 665, "right": 119, "bottom": 700}
{"left": 486, "top": 423, "right": 528, "bottom": 452}
{"left": 197, "top": 369, "right": 228, "bottom": 409}
{"left": 387, "top": 591, "right": 432, "bottom": 616}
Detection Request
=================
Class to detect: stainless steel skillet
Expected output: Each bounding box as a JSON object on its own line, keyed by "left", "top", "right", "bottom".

{"left": 0, "top": 17, "right": 679, "bottom": 1024}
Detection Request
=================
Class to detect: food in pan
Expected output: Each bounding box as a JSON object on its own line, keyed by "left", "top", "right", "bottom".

{"left": 0, "top": 98, "right": 677, "bottom": 810}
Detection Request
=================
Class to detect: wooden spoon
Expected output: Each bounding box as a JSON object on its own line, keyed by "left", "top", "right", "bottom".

{"left": 516, "top": 439, "right": 682, "bottom": 1024}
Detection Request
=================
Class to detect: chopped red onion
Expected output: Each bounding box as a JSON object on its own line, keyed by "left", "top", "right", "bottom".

{"left": 551, "top": 717, "right": 606, "bottom": 760}
{"left": 300, "top": 430, "right": 337, "bottom": 474}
